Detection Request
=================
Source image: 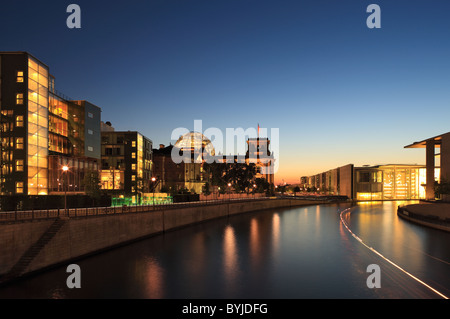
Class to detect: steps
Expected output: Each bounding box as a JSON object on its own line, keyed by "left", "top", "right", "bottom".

{"left": 0, "top": 218, "right": 66, "bottom": 284}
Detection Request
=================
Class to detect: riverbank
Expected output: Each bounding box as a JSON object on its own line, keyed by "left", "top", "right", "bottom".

{"left": 0, "top": 198, "right": 332, "bottom": 285}
{"left": 398, "top": 202, "right": 450, "bottom": 232}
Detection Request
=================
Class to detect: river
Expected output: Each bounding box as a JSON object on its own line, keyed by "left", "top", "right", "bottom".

{"left": 0, "top": 201, "right": 449, "bottom": 299}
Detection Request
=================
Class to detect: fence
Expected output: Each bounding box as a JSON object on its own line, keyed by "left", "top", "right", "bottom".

{"left": 0, "top": 197, "right": 275, "bottom": 223}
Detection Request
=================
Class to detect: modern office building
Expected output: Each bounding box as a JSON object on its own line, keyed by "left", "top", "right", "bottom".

{"left": 100, "top": 126, "right": 153, "bottom": 196}
{"left": 405, "top": 132, "right": 450, "bottom": 200}
{"left": 0, "top": 52, "right": 102, "bottom": 196}
{"left": 304, "top": 164, "right": 436, "bottom": 201}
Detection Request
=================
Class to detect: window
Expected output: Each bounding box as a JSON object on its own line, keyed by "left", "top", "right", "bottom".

{"left": 16, "top": 182, "right": 24, "bottom": 194}
{"left": 16, "top": 138, "right": 24, "bottom": 150}
{"left": 17, "top": 71, "right": 24, "bottom": 83}
{"left": 16, "top": 93, "right": 24, "bottom": 105}
{"left": 88, "top": 129, "right": 94, "bottom": 135}
{"left": 88, "top": 112, "right": 94, "bottom": 119}
{"left": 1, "top": 110, "right": 13, "bottom": 117}
{"left": 358, "top": 172, "right": 371, "bottom": 183}
{"left": 132, "top": 175, "right": 136, "bottom": 181}
{"left": 132, "top": 164, "right": 136, "bottom": 170}
{"left": 132, "top": 152, "right": 136, "bottom": 159}
{"left": 16, "top": 115, "right": 24, "bottom": 128}
{"left": 16, "top": 160, "right": 24, "bottom": 172}
{"left": 132, "top": 141, "right": 136, "bottom": 147}
{"left": 88, "top": 146, "right": 94, "bottom": 152}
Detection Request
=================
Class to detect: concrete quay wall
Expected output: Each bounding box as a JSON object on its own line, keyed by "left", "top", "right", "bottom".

{"left": 0, "top": 199, "right": 326, "bottom": 279}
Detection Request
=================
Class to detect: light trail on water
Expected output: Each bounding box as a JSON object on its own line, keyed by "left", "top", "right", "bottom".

{"left": 339, "top": 208, "right": 449, "bottom": 299}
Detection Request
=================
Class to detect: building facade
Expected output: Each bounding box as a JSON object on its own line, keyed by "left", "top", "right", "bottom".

{"left": 304, "top": 164, "right": 435, "bottom": 201}
{"left": 0, "top": 52, "right": 101, "bottom": 196}
{"left": 100, "top": 129, "right": 153, "bottom": 196}
{"left": 405, "top": 132, "right": 450, "bottom": 201}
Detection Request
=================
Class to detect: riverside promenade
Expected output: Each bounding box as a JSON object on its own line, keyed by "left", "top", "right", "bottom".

{"left": 398, "top": 202, "right": 450, "bottom": 232}
{"left": 0, "top": 197, "right": 343, "bottom": 285}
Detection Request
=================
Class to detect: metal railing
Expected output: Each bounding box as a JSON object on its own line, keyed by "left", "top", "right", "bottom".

{"left": 0, "top": 197, "right": 276, "bottom": 223}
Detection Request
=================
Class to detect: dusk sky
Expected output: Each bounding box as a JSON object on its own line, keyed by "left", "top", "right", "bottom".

{"left": 1, "top": 0, "right": 450, "bottom": 183}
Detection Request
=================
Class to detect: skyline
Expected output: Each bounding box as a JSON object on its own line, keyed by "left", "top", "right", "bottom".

{"left": 1, "top": 1, "right": 450, "bottom": 183}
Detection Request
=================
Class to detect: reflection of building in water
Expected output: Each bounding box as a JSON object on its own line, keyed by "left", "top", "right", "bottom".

{"left": 302, "top": 164, "right": 438, "bottom": 201}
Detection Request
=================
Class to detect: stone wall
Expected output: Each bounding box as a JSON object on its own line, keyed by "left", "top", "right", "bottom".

{"left": 0, "top": 199, "right": 325, "bottom": 278}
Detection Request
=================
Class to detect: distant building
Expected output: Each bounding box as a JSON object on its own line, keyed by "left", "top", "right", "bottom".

{"left": 306, "top": 164, "right": 437, "bottom": 201}
{"left": 246, "top": 138, "right": 275, "bottom": 185}
{"left": 153, "top": 132, "right": 276, "bottom": 194}
{"left": 100, "top": 129, "right": 153, "bottom": 196}
{"left": 0, "top": 52, "right": 101, "bottom": 196}
{"left": 153, "top": 132, "right": 215, "bottom": 194}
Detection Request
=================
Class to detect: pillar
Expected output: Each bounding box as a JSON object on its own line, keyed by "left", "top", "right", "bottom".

{"left": 440, "top": 133, "right": 450, "bottom": 183}
{"left": 426, "top": 139, "right": 435, "bottom": 200}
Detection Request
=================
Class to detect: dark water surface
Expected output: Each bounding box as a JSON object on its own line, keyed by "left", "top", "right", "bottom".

{"left": 0, "top": 201, "right": 449, "bottom": 299}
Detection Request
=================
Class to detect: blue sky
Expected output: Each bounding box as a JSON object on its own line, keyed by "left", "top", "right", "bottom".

{"left": 1, "top": 0, "right": 450, "bottom": 183}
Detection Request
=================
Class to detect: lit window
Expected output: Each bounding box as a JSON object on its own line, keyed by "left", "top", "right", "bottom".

{"left": 16, "top": 93, "right": 24, "bottom": 105}
{"left": 132, "top": 175, "right": 136, "bottom": 181}
{"left": 16, "top": 115, "right": 24, "bottom": 127}
{"left": 17, "top": 71, "right": 24, "bottom": 83}
{"left": 16, "top": 138, "right": 24, "bottom": 150}
{"left": 132, "top": 164, "right": 136, "bottom": 170}
{"left": 16, "top": 160, "right": 24, "bottom": 172}
{"left": 16, "top": 182, "right": 24, "bottom": 194}
{"left": 132, "top": 152, "right": 136, "bottom": 159}
{"left": 132, "top": 141, "right": 136, "bottom": 147}
{"left": 1, "top": 110, "right": 13, "bottom": 117}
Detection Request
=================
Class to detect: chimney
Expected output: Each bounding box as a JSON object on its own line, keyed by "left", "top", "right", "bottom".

{"left": 160, "top": 144, "right": 165, "bottom": 149}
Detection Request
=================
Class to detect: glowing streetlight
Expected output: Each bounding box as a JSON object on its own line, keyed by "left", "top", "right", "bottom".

{"left": 152, "top": 177, "right": 157, "bottom": 207}
{"left": 62, "top": 165, "right": 69, "bottom": 215}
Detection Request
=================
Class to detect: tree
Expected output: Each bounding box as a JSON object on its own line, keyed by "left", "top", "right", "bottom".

{"left": 82, "top": 170, "right": 102, "bottom": 200}
{"left": 434, "top": 179, "right": 450, "bottom": 199}
{"left": 203, "top": 162, "right": 257, "bottom": 194}
{"left": 293, "top": 186, "right": 301, "bottom": 196}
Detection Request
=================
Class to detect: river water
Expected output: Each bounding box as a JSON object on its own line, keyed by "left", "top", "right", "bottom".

{"left": 0, "top": 201, "right": 449, "bottom": 299}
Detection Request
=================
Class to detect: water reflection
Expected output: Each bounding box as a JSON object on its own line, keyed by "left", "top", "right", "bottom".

{"left": 249, "top": 218, "right": 261, "bottom": 270}
{"left": 144, "top": 257, "right": 164, "bottom": 299}
{"left": 271, "top": 213, "right": 280, "bottom": 255}
{"left": 0, "top": 203, "right": 449, "bottom": 299}
{"left": 223, "top": 225, "right": 239, "bottom": 294}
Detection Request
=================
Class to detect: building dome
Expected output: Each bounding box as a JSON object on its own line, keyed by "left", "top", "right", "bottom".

{"left": 175, "top": 132, "right": 216, "bottom": 157}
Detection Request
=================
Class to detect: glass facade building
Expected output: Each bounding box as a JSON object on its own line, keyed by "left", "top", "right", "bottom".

{"left": 305, "top": 164, "right": 439, "bottom": 201}
{"left": 0, "top": 52, "right": 102, "bottom": 196}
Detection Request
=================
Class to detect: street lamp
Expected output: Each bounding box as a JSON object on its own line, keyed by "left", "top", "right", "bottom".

{"left": 253, "top": 184, "right": 257, "bottom": 199}
{"left": 152, "top": 177, "right": 156, "bottom": 208}
{"left": 228, "top": 183, "right": 232, "bottom": 201}
{"left": 62, "top": 165, "right": 69, "bottom": 215}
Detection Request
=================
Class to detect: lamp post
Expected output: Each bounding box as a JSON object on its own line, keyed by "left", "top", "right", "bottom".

{"left": 62, "top": 165, "right": 69, "bottom": 216}
{"left": 152, "top": 177, "right": 156, "bottom": 208}
{"left": 228, "top": 183, "right": 232, "bottom": 201}
{"left": 253, "top": 184, "right": 257, "bottom": 199}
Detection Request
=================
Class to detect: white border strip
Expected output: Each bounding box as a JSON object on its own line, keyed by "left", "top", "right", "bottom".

{"left": 340, "top": 208, "right": 449, "bottom": 299}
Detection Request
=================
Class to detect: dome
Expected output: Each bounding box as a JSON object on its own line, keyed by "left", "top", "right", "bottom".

{"left": 175, "top": 132, "right": 216, "bottom": 157}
